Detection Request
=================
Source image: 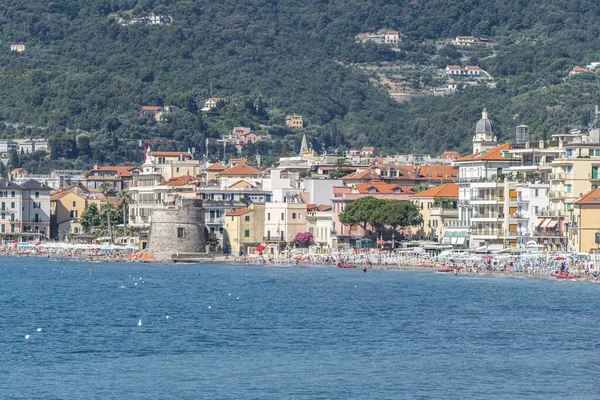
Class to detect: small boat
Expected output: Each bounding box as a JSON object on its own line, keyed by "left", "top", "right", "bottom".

{"left": 436, "top": 268, "right": 455, "bottom": 273}
{"left": 551, "top": 272, "right": 582, "bottom": 280}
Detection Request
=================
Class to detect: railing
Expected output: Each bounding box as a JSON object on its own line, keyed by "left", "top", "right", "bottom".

{"left": 206, "top": 217, "right": 225, "bottom": 224}
{"left": 549, "top": 173, "right": 565, "bottom": 180}
{"left": 589, "top": 173, "right": 600, "bottom": 180}
{"left": 534, "top": 230, "right": 564, "bottom": 237}
{"left": 535, "top": 209, "right": 562, "bottom": 217}
{"left": 263, "top": 236, "right": 285, "bottom": 242}
{"left": 548, "top": 191, "right": 565, "bottom": 198}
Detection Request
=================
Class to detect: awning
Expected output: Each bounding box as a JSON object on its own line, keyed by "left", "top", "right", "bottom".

{"left": 546, "top": 220, "right": 558, "bottom": 228}
{"left": 456, "top": 237, "right": 467, "bottom": 245}
{"left": 541, "top": 219, "right": 552, "bottom": 228}
{"left": 442, "top": 237, "right": 452, "bottom": 244}
{"left": 537, "top": 219, "right": 546, "bottom": 227}
{"left": 451, "top": 236, "right": 458, "bottom": 244}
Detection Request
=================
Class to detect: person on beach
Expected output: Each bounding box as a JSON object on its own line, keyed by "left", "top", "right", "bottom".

{"left": 362, "top": 265, "right": 367, "bottom": 273}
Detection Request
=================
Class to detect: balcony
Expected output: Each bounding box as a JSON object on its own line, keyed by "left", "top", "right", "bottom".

{"left": 548, "top": 191, "right": 565, "bottom": 199}
{"left": 589, "top": 173, "right": 600, "bottom": 181}
{"left": 533, "top": 230, "right": 564, "bottom": 237}
{"left": 263, "top": 236, "right": 285, "bottom": 243}
{"left": 549, "top": 173, "right": 565, "bottom": 181}
{"left": 429, "top": 207, "right": 458, "bottom": 217}
{"left": 206, "top": 217, "right": 225, "bottom": 225}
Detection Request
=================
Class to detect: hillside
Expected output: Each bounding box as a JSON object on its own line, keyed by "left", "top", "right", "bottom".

{"left": 1, "top": 0, "right": 600, "bottom": 170}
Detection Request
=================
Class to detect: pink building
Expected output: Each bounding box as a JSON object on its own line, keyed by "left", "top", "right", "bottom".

{"left": 331, "top": 183, "right": 414, "bottom": 244}
{"left": 232, "top": 127, "right": 260, "bottom": 144}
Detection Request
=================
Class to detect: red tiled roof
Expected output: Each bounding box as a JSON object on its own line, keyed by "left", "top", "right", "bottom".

{"left": 341, "top": 168, "right": 381, "bottom": 181}
{"left": 574, "top": 188, "right": 600, "bottom": 205}
{"left": 440, "top": 151, "right": 461, "bottom": 159}
{"left": 456, "top": 143, "right": 520, "bottom": 162}
{"left": 161, "top": 175, "right": 197, "bottom": 187}
{"left": 141, "top": 106, "right": 162, "bottom": 111}
{"left": 361, "top": 146, "right": 375, "bottom": 151}
{"left": 354, "top": 182, "right": 412, "bottom": 194}
{"left": 447, "top": 65, "right": 461, "bottom": 69}
{"left": 411, "top": 183, "right": 459, "bottom": 198}
{"left": 206, "top": 162, "right": 227, "bottom": 172}
{"left": 572, "top": 66, "right": 588, "bottom": 72}
{"left": 386, "top": 30, "right": 399, "bottom": 35}
{"left": 227, "top": 208, "right": 251, "bottom": 216}
{"left": 417, "top": 165, "right": 458, "bottom": 180}
{"left": 217, "top": 163, "right": 262, "bottom": 176}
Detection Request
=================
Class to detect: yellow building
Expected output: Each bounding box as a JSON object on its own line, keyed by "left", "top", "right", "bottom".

{"left": 223, "top": 202, "right": 265, "bottom": 255}
{"left": 145, "top": 150, "right": 202, "bottom": 180}
{"left": 285, "top": 114, "right": 303, "bottom": 128}
{"left": 50, "top": 190, "right": 88, "bottom": 237}
{"left": 569, "top": 188, "right": 600, "bottom": 253}
{"left": 411, "top": 183, "right": 459, "bottom": 242}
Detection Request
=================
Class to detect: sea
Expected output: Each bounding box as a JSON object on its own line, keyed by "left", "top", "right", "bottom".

{"left": 1, "top": 256, "right": 599, "bottom": 399}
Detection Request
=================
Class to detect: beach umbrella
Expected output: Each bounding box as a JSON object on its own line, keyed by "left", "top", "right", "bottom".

{"left": 554, "top": 256, "right": 566, "bottom": 261}
{"left": 376, "top": 240, "right": 385, "bottom": 245}
{"left": 35, "top": 242, "right": 41, "bottom": 246}
{"left": 256, "top": 245, "right": 266, "bottom": 252}
{"left": 11, "top": 239, "right": 18, "bottom": 243}
{"left": 482, "top": 255, "right": 493, "bottom": 259}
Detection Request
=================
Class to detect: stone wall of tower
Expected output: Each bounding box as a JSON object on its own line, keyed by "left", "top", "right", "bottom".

{"left": 149, "top": 199, "right": 205, "bottom": 255}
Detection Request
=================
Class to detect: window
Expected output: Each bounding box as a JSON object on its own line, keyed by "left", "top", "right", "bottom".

{"left": 34, "top": 214, "right": 39, "bottom": 223}
{"left": 309, "top": 227, "right": 314, "bottom": 233}
{"left": 566, "top": 184, "right": 572, "bottom": 193}
{"left": 1, "top": 225, "right": 4, "bottom": 233}
{"left": 69, "top": 210, "right": 78, "bottom": 218}
{"left": 10, "top": 224, "right": 14, "bottom": 233}
{"left": 35, "top": 191, "right": 39, "bottom": 198}
{"left": 245, "top": 216, "right": 250, "bottom": 222}
{"left": 10, "top": 202, "right": 14, "bottom": 209}
{"left": 1, "top": 213, "right": 3, "bottom": 220}
{"left": 72, "top": 201, "right": 77, "bottom": 207}
{"left": 281, "top": 213, "right": 284, "bottom": 221}
{"left": 244, "top": 230, "right": 250, "bottom": 238}
{"left": 74, "top": 227, "right": 79, "bottom": 233}
{"left": 10, "top": 214, "right": 14, "bottom": 222}
{"left": 11, "top": 191, "right": 15, "bottom": 198}
{"left": 177, "top": 227, "right": 185, "bottom": 238}
{"left": 564, "top": 166, "right": 573, "bottom": 174}
{"left": 292, "top": 213, "right": 296, "bottom": 219}
{"left": 267, "top": 213, "right": 270, "bottom": 221}
{"left": 1, "top": 202, "right": 4, "bottom": 211}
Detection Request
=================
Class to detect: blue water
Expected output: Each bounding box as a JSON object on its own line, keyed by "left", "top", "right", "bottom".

{"left": 1, "top": 257, "right": 600, "bottom": 399}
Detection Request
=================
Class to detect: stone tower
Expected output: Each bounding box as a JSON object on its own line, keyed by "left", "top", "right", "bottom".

{"left": 472, "top": 108, "right": 497, "bottom": 154}
{"left": 149, "top": 198, "right": 205, "bottom": 258}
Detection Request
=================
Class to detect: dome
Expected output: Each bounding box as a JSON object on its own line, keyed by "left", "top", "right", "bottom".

{"left": 475, "top": 108, "right": 493, "bottom": 134}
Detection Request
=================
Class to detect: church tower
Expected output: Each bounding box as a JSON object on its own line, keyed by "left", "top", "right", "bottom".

{"left": 472, "top": 108, "right": 497, "bottom": 154}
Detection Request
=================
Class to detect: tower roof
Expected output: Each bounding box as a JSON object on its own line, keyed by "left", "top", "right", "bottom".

{"left": 475, "top": 108, "right": 493, "bottom": 135}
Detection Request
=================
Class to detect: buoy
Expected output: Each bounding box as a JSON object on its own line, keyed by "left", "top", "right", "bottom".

{"left": 137, "top": 319, "right": 142, "bottom": 326}
{"left": 228, "top": 293, "right": 231, "bottom": 296}
{"left": 36, "top": 328, "right": 42, "bottom": 332}
{"left": 166, "top": 315, "right": 169, "bottom": 319}
{"left": 25, "top": 334, "right": 30, "bottom": 339}
{"left": 208, "top": 306, "right": 212, "bottom": 309}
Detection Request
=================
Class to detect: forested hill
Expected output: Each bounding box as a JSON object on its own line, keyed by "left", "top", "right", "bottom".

{"left": 1, "top": 0, "right": 600, "bottom": 169}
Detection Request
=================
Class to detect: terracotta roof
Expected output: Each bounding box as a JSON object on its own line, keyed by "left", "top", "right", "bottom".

{"left": 456, "top": 36, "right": 475, "bottom": 39}
{"left": 91, "top": 166, "right": 141, "bottom": 177}
{"left": 574, "top": 188, "right": 600, "bottom": 205}
{"left": 226, "top": 208, "right": 251, "bottom": 216}
{"left": 354, "top": 182, "right": 412, "bottom": 194}
{"left": 206, "top": 162, "right": 227, "bottom": 171}
{"left": 572, "top": 66, "right": 588, "bottom": 72}
{"left": 447, "top": 65, "right": 461, "bottom": 69}
{"left": 152, "top": 151, "right": 190, "bottom": 158}
{"left": 161, "top": 175, "right": 197, "bottom": 187}
{"left": 341, "top": 168, "right": 381, "bottom": 181}
{"left": 440, "top": 151, "right": 461, "bottom": 159}
{"left": 51, "top": 190, "right": 84, "bottom": 202}
{"left": 417, "top": 165, "right": 458, "bottom": 180}
{"left": 226, "top": 180, "right": 256, "bottom": 189}
{"left": 465, "top": 65, "right": 480, "bottom": 70}
{"left": 386, "top": 30, "right": 399, "bottom": 35}
{"left": 218, "top": 163, "right": 262, "bottom": 176}
{"left": 456, "top": 143, "right": 520, "bottom": 162}
{"left": 208, "top": 97, "right": 225, "bottom": 102}
{"left": 11, "top": 168, "right": 24, "bottom": 173}
{"left": 411, "top": 183, "right": 459, "bottom": 198}
{"left": 317, "top": 205, "right": 332, "bottom": 211}
{"left": 361, "top": 146, "right": 375, "bottom": 152}
{"left": 141, "top": 106, "right": 162, "bottom": 111}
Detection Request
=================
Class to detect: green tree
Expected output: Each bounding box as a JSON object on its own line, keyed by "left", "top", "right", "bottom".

{"left": 383, "top": 200, "right": 423, "bottom": 236}
{"left": 98, "top": 182, "right": 114, "bottom": 242}
{"left": 116, "top": 190, "right": 132, "bottom": 236}
{"left": 80, "top": 203, "right": 102, "bottom": 234}
{"left": 339, "top": 196, "right": 382, "bottom": 236}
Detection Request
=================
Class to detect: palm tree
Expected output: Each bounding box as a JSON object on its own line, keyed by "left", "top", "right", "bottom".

{"left": 116, "top": 190, "right": 133, "bottom": 237}
{"left": 98, "top": 182, "right": 114, "bottom": 243}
